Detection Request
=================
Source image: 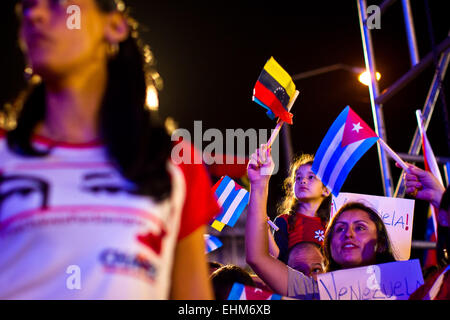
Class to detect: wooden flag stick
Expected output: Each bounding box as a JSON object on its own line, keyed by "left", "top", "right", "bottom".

{"left": 266, "top": 90, "right": 300, "bottom": 148}
{"left": 377, "top": 138, "right": 409, "bottom": 171}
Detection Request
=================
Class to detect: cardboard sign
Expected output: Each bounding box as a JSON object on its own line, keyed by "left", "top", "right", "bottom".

{"left": 331, "top": 192, "right": 415, "bottom": 260}
{"left": 318, "top": 260, "right": 424, "bottom": 300}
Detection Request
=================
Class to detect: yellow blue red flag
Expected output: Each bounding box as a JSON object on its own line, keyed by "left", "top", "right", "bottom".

{"left": 252, "top": 57, "right": 296, "bottom": 124}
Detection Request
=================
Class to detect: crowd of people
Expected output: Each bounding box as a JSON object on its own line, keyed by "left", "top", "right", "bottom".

{"left": 206, "top": 144, "right": 449, "bottom": 300}
{"left": 0, "top": 0, "right": 448, "bottom": 300}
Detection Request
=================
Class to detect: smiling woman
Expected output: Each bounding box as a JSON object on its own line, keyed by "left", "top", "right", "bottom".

{"left": 324, "top": 202, "right": 397, "bottom": 272}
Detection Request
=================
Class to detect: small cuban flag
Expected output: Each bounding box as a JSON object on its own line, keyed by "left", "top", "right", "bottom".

{"left": 204, "top": 234, "right": 223, "bottom": 254}
{"left": 210, "top": 176, "right": 250, "bottom": 232}
{"left": 312, "top": 106, "right": 379, "bottom": 197}
{"left": 253, "top": 57, "right": 296, "bottom": 124}
{"left": 227, "top": 283, "right": 282, "bottom": 300}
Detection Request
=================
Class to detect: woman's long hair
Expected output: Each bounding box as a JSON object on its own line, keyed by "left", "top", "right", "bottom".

{"left": 276, "top": 154, "right": 331, "bottom": 231}
{"left": 6, "top": 0, "right": 172, "bottom": 202}
{"left": 323, "top": 202, "right": 397, "bottom": 272}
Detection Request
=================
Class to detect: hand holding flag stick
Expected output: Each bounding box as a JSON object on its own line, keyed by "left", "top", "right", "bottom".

{"left": 251, "top": 57, "right": 298, "bottom": 229}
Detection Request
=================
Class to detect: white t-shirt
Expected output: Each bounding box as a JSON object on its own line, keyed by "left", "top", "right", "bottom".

{"left": 0, "top": 132, "right": 219, "bottom": 299}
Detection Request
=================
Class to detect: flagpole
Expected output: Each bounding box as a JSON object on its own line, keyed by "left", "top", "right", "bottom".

{"left": 267, "top": 90, "right": 300, "bottom": 148}
{"left": 416, "top": 109, "right": 442, "bottom": 240}
{"left": 377, "top": 138, "right": 409, "bottom": 171}
{"left": 265, "top": 90, "right": 299, "bottom": 231}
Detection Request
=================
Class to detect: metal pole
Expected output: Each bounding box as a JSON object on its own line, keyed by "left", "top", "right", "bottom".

{"left": 401, "top": 0, "right": 420, "bottom": 66}
{"left": 397, "top": 153, "right": 450, "bottom": 164}
{"left": 394, "top": 49, "right": 450, "bottom": 197}
{"left": 411, "top": 240, "right": 437, "bottom": 249}
{"left": 379, "top": 0, "right": 399, "bottom": 15}
{"left": 375, "top": 36, "right": 450, "bottom": 105}
{"left": 357, "top": 0, "right": 394, "bottom": 196}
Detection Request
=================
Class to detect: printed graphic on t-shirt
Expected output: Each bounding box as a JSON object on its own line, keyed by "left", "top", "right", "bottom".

{"left": 0, "top": 142, "right": 185, "bottom": 299}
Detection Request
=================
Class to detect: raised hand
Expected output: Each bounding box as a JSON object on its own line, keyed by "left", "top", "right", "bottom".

{"left": 247, "top": 144, "right": 275, "bottom": 186}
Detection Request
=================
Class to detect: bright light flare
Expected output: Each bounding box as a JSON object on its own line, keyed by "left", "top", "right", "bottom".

{"left": 358, "top": 71, "right": 381, "bottom": 86}
{"left": 146, "top": 85, "right": 159, "bottom": 110}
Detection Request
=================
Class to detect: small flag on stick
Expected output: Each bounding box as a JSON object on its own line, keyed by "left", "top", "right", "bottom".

{"left": 312, "top": 106, "right": 408, "bottom": 196}
{"left": 227, "top": 283, "right": 282, "bottom": 300}
{"left": 312, "top": 106, "right": 379, "bottom": 196}
{"left": 210, "top": 176, "right": 249, "bottom": 232}
{"left": 204, "top": 234, "right": 223, "bottom": 254}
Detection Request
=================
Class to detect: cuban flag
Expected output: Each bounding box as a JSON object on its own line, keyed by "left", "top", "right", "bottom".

{"left": 210, "top": 176, "right": 249, "bottom": 232}
{"left": 417, "top": 110, "right": 445, "bottom": 267}
{"left": 204, "top": 234, "right": 223, "bottom": 254}
{"left": 312, "top": 106, "right": 379, "bottom": 197}
{"left": 227, "top": 283, "right": 282, "bottom": 300}
{"left": 252, "top": 57, "right": 296, "bottom": 124}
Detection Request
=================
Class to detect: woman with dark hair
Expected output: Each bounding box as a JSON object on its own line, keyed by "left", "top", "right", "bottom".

{"left": 245, "top": 145, "right": 396, "bottom": 299}
{"left": 323, "top": 202, "right": 396, "bottom": 272}
{"left": 0, "top": 0, "right": 219, "bottom": 299}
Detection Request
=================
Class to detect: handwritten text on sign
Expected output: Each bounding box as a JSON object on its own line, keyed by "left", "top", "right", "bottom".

{"left": 331, "top": 192, "right": 415, "bottom": 260}
{"left": 318, "top": 260, "right": 424, "bottom": 300}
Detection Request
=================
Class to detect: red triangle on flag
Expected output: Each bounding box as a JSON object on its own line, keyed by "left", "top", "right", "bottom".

{"left": 244, "top": 285, "right": 274, "bottom": 300}
{"left": 341, "top": 107, "right": 378, "bottom": 148}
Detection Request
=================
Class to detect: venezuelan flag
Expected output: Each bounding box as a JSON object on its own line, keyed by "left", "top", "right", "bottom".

{"left": 252, "top": 57, "right": 296, "bottom": 124}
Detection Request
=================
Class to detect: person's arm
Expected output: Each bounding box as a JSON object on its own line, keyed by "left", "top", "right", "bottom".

{"left": 268, "top": 227, "right": 280, "bottom": 258}
{"left": 170, "top": 225, "right": 213, "bottom": 299}
{"left": 245, "top": 145, "right": 290, "bottom": 295}
{"left": 170, "top": 143, "right": 221, "bottom": 299}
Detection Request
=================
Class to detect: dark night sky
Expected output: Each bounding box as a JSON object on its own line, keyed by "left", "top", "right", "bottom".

{"left": 1, "top": 1, "right": 449, "bottom": 244}
{"left": 125, "top": 0, "right": 450, "bottom": 227}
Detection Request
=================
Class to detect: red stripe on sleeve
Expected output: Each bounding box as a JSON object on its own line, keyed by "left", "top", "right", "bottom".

{"left": 176, "top": 142, "right": 221, "bottom": 240}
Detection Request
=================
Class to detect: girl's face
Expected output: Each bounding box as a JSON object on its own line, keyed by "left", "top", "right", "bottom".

{"left": 19, "top": 0, "right": 108, "bottom": 78}
{"left": 294, "top": 164, "right": 328, "bottom": 201}
{"left": 330, "top": 209, "right": 378, "bottom": 269}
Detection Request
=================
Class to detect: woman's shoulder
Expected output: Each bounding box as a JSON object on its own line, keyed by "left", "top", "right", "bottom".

{"left": 169, "top": 140, "right": 221, "bottom": 240}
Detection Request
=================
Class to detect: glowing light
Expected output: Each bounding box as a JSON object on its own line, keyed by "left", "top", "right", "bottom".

{"left": 146, "top": 85, "right": 159, "bottom": 110}
{"left": 358, "top": 71, "right": 381, "bottom": 86}
{"left": 164, "top": 117, "right": 178, "bottom": 134}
